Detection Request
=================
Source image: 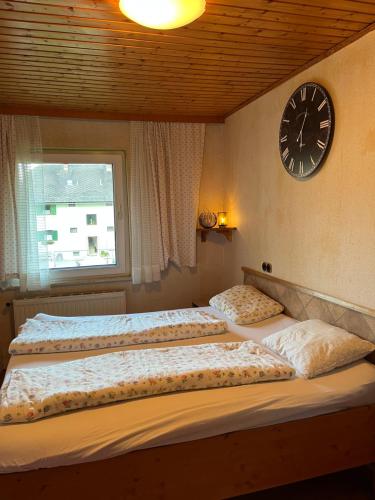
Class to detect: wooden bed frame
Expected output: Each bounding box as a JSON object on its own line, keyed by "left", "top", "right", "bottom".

{"left": 1, "top": 267, "right": 375, "bottom": 499}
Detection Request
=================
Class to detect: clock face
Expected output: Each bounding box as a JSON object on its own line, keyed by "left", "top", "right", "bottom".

{"left": 279, "top": 82, "right": 334, "bottom": 179}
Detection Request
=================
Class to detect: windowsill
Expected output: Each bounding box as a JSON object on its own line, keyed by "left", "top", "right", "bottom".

{"left": 50, "top": 273, "right": 132, "bottom": 288}
{"left": 1, "top": 274, "right": 133, "bottom": 293}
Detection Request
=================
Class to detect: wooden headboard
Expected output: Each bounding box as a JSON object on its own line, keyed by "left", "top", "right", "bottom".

{"left": 242, "top": 267, "right": 375, "bottom": 345}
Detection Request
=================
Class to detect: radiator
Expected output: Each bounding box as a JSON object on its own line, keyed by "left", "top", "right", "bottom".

{"left": 13, "top": 291, "right": 127, "bottom": 333}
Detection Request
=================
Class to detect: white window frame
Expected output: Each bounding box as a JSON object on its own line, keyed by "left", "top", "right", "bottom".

{"left": 41, "top": 150, "right": 130, "bottom": 283}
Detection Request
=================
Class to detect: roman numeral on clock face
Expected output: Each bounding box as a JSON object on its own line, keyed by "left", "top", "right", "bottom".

{"left": 317, "top": 139, "right": 326, "bottom": 150}
{"left": 300, "top": 87, "right": 306, "bottom": 102}
{"left": 290, "top": 98, "right": 296, "bottom": 110}
{"left": 311, "top": 87, "right": 317, "bottom": 101}
{"left": 280, "top": 135, "right": 287, "bottom": 143}
{"left": 282, "top": 147, "right": 289, "bottom": 160}
{"left": 310, "top": 155, "right": 316, "bottom": 166}
{"left": 318, "top": 99, "right": 327, "bottom": 111}
{"left": 299, "top": 161, "right": 304, "bottom": 175}
{"left": 288, "top": 158, "right": 295, "bottom": 171}
{"left": 320, "top": 120, "right": 330, "bottom": 129}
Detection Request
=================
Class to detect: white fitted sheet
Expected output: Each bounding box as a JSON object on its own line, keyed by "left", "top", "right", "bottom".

{"left": 1, "top": 308, "right": 375, "bottom": 474}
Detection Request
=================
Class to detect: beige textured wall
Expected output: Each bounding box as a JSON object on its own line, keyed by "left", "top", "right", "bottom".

{"left": 225, "top": 31, "right": 375, "bottom": 309}
{"left": 0, "top": 118, "right": 227, "bottom": 369}
{"left": 197, "top": 124, "right": 235, "bottom": 297}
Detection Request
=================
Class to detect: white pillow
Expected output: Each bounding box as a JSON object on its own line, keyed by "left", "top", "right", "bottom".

{"left": 209, "top": 285, "right": 284, "bottom": 325}
{"left": 262, "top": 319, "right": 375, "bottom": 379}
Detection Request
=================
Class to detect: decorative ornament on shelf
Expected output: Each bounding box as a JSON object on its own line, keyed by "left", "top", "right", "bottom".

{"left": 119, "top": 0, "right": 206, "bottom": 30}
{"left": 217, "top": 212, "right": 228, "bottom": 227}
{"left": 198, "top": 210, "right": 217, "bottom": 229}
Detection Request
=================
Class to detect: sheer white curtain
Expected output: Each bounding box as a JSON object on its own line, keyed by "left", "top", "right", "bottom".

{"left": 0, "top": 115, "right": 49, "bottom": 291}
{"left": 130, "top": 121, "right": 205, "bottom": 284}
{"left": 0, "top": 116, "right": 18, "bottom": 288}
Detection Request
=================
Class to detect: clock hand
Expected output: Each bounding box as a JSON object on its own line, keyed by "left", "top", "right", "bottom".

{"left": 296, "top": 109, "right": 308, "bottom": 143}
{"left": 296, "top": 113, "right": 307, "bottom": 142}
{"left": 299, "top": 130, "right": 305, "bottom": 150}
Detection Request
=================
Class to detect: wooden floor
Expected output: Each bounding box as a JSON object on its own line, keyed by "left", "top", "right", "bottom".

{"left": 234, "top": 467, "right": 374, "bottom": 500}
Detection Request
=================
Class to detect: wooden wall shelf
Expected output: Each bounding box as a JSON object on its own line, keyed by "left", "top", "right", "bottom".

{"left": 197, "top": 227, "right": 237, "bottom": 242}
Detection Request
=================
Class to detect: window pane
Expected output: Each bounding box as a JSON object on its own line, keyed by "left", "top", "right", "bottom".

{"left": 86, "top": 214, "right": 97, "bottom": 225}
{"left": 88, "top": 236, "right": 98, "bottom": 255}
{"left": 36, "top": 163, "right": 117, "bottom": 269}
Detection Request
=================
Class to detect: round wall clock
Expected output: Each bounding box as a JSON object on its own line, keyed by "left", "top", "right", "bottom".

{"left": 279, "top": 82, "right": 334, "bottom": 179}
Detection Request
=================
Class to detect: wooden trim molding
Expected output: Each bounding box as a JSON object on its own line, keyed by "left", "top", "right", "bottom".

{"left": 0, "top": 105, "right": 224, "bottom": 124}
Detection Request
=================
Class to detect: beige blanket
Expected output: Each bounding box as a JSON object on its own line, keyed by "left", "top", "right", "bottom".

{"left": 9, "top": 310, "right": 227, "bottom": 355}
{"left": 0, "top": 341, "right": 294, "bottom": 424}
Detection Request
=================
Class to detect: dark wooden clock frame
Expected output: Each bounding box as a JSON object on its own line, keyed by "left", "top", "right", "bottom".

{"left": 279, "top": 82, "right": 335, "bottom": 180}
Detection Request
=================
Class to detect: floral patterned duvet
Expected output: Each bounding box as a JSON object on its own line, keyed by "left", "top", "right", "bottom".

{"left": 9, "top": 310, "right": 227, "bottom": 355}
{"left": 0, "top": 340, "right": 294, "bottom": 424}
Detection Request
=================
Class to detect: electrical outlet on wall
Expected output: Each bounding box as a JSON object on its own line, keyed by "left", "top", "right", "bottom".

{"left": 261, "top": 262, "right": 272, "bottom": 273}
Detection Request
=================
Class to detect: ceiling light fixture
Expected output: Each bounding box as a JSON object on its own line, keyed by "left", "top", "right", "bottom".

{"left": 119, "top": 0, "right": 206, "bottom": 30}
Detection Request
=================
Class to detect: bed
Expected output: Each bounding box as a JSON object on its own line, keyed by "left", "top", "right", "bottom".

{"left": 1, "top": 267, "right": 374, "bottom": 499}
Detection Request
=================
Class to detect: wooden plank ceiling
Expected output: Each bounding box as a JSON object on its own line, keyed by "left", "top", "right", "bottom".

{"left": 0, "top": 0, "right": 374, "bottom": 122}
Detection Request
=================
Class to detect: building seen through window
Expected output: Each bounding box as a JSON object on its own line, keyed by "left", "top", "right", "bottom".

{"left": 36, "top": 163, "right": 117, "bottom": 269}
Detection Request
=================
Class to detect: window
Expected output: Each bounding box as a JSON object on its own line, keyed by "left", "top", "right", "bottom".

{"left": 33, "top": 151, "right": 129, "bottom": 281}
{"left": 86, "top": 214, "right": 97, "bottom": 226}
{"left": 44, "top": 204, "right": 56, "bottom": 215}
{"left": 88, "top": 236, "right": 98, "bottom": 255}
{"left": 38, "top": 230, "right": 58, "bottom": 242}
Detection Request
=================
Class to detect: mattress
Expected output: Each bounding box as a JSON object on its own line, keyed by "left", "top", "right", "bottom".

{"left": 1, "top": 307, "right": 375, "bottom": 474}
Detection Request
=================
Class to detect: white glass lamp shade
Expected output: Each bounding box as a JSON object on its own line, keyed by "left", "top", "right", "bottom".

{"left": 119, "top": 0, "right": 206, "bottom": 30}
